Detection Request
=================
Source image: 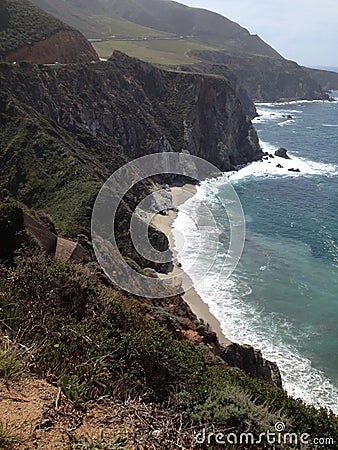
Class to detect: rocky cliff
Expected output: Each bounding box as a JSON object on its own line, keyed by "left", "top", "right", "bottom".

{"left": 4, "top": 29, "right": 99, "bottom": 64}
{"left": 189, "top": 50, "right": 330, "bottom": 102}
{"left": 304, "top": 67, "right": 338, "bottom": 91}
{"left": 0, "top": 53, "right": 284, "bottom": 387}
{"left": 0, "top": 50, "right": 261, "bottom": 251}
{"left": 0, "top": 51, "right": 262, "bottom": 187}
{"left": 0, "top": 0, "right": 98, "bottom": 63}
{"left": 148, "top": 293, "right": 282, "bottom": 387}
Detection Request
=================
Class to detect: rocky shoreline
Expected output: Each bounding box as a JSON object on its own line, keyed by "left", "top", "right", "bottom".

{"left": 151, "top": 185, "right": 283, "bottom": 389}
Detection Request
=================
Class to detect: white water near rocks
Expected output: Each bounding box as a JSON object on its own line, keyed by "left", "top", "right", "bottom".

{"left": 173, "top": 96, "right": 338, "bottom": 414}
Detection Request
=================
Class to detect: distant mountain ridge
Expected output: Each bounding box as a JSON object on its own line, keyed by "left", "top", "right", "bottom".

{"left": 31, "top": 0, "right": 282, "bottom": 58}
{"left": 30, "top": 0, "right": 333, "bottom": 103}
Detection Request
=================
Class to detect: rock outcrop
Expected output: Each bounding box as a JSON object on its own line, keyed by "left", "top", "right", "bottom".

{"left": 0, "top": 0, "right": 99, "bottom": 64}
{"left": 275, "top": 147, "right": 290, "bottom": 159}
{"left": 220, "top": 342, "right": 282, "bottom": 387}
{"left": 188, "top": 50, "right": 330, "bottom": 103}
{"left": 5, "top": 29, "right": 99, "bottom": 64}
{"left": 147, "top": 292, "right": 282, "bottom": 388}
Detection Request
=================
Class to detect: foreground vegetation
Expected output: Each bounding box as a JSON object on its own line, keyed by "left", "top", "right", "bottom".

{"left": 0, "top": 202, "right": 337, "bottom": 449}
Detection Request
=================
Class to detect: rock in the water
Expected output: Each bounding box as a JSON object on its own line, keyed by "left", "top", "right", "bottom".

{"left": 275, "top": 147, "right": 291, "bottom": 159}
{"left": 220, "top": 342, "right": 283, "bottom": 388}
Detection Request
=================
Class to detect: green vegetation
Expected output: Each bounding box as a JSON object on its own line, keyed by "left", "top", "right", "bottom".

{"left": 0, "top": 94, "right": 104, "bottom": 235}
{"left": 0, "top": 203, "right": 24, "bottom": 262}
{"left": 0, "top": 248, "right": 337, "bottom": 448}
{"left": 93, "top": 37, "right": 216, "bottom": 65}
{"left": 68, "top": 432, "right": 127, "bottom": 449}
{"left": 0, "top": 0, "right": 71, "bottom": 56}
{"left": 0, "top": 420, "right": 22, "bottom": 449}
{"left": 31, "top": 0, "right": 281, "bottom": 58}
{"left": 0, "top": 339, "right": 26, "bottom": 383}
{"left": 89, "top": 15, "right": 172, "bottom": 39}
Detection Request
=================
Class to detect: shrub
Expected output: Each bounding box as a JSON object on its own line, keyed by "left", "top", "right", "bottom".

{"left": 0, "top": 251, "right": 337, "bottom": 444}
{"left": 67, "top": 432, "right": 127, "bottom": 449}
{"left": 0, "top": 420, "right": 22, "bottom": 449}
{"left": 0, "top": 202, "right": 23, "bottom": 263}
{"left": 0, "top": 339, "right": 25, "bottom": 382}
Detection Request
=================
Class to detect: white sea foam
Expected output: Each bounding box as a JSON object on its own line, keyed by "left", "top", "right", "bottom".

{"left": 173, "top": 97, "right": 338, "bottom": 414}
{"left": 256, "top": 99, "right": 334, "bottom": 106}
{"left": 192, "top": 274, "right": 338, "bottom": 414}
{"left": 277, "top": 119, "right": 295, "bottom": 127}
{"left": 173, "top": 189, "right": 338, "bottom": 415}
{"left": 253, "top": 107, "right": 302, "bottom": 125}
{"left": 225, "top": 141, "right": 337, "bottom": 181}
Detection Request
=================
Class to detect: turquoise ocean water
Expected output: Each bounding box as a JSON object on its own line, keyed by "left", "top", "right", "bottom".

{"left": 173, "top": 92, "right": 338, "bottom": 413}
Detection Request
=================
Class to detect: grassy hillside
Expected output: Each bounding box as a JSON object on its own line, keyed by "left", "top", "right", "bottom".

{"left": 31, "top": 0, "right": 282, "bottom": 58}
{"left": 30, "top": 0, "right": 171, "bottom": 39}
{"left": 90, "top": 15, "right": 172, "bottom": 38}
{"left": 30, "top": 0, "right": 331, "bottom": 103}
{"left": 94, "top": 37, "right": 217, "bottom": 65}
{"left": 0, "top": 0, "right": 72, "bottom": 56}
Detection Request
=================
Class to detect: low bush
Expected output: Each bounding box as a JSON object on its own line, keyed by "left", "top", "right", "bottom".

{"left": 0, "top": 202, "right": 23, "bottom": 263}
{"left": 0, "top": 419, "right": 22, "bottom": 449}
{"left": 0, "top": 339, "right": 25, "bottom": 382}
{"left": 0, "top": 250, "right": 337, "bottom": 447}
{"left": 67, "top": 432, "right": 127, "bottom": 449}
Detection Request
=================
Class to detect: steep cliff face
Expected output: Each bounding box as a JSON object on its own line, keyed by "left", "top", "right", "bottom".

{"left": 5, "top": 29, "right": 99, "bottom": 64}
{"left": 0, "top": 52, "right": 262, "bottom": 176}
{"left": 0, "top": 0, "right": 98, "bottom": 64}
{"left": 220, "top": 343, "right": 282, "bottom": 387}
{"left": 189, "top": 50, "right": 330, "bottom": 102}
{"left": 184, "top": 76, "right": 260, "bottom": 168}
{"left": 304, "top": 67, "right": 338, "bottom": 91}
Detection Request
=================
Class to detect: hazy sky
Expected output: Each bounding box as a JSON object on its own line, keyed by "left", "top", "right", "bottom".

{"left": 179, "top": 0, "right": 338, "bottom": 68}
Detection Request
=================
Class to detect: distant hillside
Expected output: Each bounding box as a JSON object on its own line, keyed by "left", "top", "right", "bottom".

{"left": 0, "top": 0, "right": 98, "bottom": 63}
{"left": 304, "top": 67, "right": 338, "bottom": 91}
{"left": 31, "top": 0, "right": 332, "bottom": 104}
{"left": 31, "top": 0, "right": 282, "bottom": 58}
{"left": 187, "top": 50, "right": 328, "bottom": 103}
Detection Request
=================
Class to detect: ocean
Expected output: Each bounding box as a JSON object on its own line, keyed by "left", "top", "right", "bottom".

{"left": 173, "top": 92, "right": 338, "bottom": 413}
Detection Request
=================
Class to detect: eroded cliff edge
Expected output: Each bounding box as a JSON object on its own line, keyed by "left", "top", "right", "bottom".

{"left": 1, "top": 51, "right": 262, "bottom": 170}
{"left": 4, "top": 29, "right": 99, "bottom": 64}
{"left": 0, "top": 0, "right": 98, "bottom": 63}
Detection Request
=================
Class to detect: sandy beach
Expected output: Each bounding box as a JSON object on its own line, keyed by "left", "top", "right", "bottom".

{"left": 152, "top": 185, "right": 231, "bottom": 345}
